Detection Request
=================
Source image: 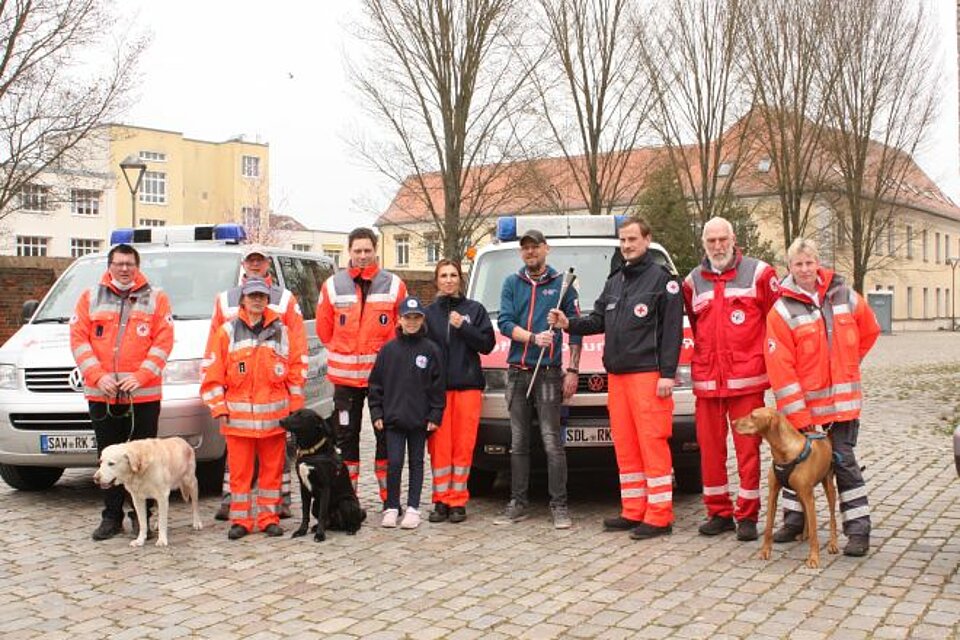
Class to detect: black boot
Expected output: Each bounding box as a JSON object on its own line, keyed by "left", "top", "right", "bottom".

{"left": 92, "top": 518, "right": 123, "bottom": 541}
{"left": 698, "top": 515, "right": 735, "bottom": 536}
{"left": 428, "top": 503, "right": 449, "bottom": 523}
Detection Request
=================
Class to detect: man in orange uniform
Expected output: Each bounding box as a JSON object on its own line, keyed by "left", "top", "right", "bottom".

{"left": 202, "top": 278, "right": 307, "bottom": 539}
{"left": 316, "top": 227, "right": 407, "bottom": 506}
{"left": 71, "top": 243, "right": 174, "bottom": 540}
{"left": 550, "top": 217, "right": 683, "bottom": 539}
{"left": 682, "top": 217, "right": 780, "bottom": 542}
{"left": 765, "top": 237, "right": 880, "bottom": 557}
{"left": 206, "top": 245, "right": 307, "bottom": 521}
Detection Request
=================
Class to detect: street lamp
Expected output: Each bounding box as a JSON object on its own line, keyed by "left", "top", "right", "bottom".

{"left": 949, "top": 257, "right": 960, "bottom": 331}
{"left": 119, "top": 154, "right": 147, "bottom": 227}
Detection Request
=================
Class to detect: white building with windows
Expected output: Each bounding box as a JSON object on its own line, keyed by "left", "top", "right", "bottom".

{"left": 269, "top": 214, "right": 349, "bottom": 268}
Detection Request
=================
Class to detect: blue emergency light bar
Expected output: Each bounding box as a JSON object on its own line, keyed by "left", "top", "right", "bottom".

{"left": 110, "top": 223, "right": 247, "bottom": 246}
{"left": 495, "top": 215, "right": 629, "bottom": 241}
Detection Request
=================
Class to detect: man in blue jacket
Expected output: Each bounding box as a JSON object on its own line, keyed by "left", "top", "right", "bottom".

{"left": 494, "top": 229, "right": 582, "bottom": 529}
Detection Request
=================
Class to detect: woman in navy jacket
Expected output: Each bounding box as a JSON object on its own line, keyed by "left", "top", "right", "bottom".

{"left": 423, "top": 259, "right": 495, "bottom": 523}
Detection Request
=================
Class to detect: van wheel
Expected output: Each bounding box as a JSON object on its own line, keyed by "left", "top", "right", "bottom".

{"left": 195, "top": 455, "right": 226, "bottom": 496}
{"left": 0, "top": 464, "right": 64, "bottom": 491}
{"left": 467, "top": 468, "right": 497, "bottom": 496}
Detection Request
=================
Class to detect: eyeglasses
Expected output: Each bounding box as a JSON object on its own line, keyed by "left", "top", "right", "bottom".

{"left": 110, "top": 262, "right": 137, "bottom": 268}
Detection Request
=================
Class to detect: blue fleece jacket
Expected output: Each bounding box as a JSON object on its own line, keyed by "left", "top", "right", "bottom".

{"left": 498, "top": 265, "right": 582, "bottom": 369}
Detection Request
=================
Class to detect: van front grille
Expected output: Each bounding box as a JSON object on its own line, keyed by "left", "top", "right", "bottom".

{"left": 24, "top": 367, "right": 79, "bottom": 393}
{"left": 10, "top": 413, "right": 92, "bottom": 431}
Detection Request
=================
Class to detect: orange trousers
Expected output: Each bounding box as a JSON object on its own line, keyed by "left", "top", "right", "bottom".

{"left": 428, "top": 389, "right": 482, "bottom": 507}
{"left": 607, "top": 372, "right": 674, "bottom": 526}
{"left": 226, "top": 432, "right": 285, "bottom": 532}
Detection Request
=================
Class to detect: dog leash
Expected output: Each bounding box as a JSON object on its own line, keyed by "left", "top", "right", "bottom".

{"left": 297, "top": 436, "right": 327, "bottom": 457}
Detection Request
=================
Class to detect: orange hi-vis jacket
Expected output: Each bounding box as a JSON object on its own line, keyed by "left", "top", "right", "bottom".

{"left": 204, "top": 274, "right": 307, "bottom": 379}
{"left": 70, "top": 271, "right": 173, "bottom": 404}
{"left": 201, "top": 307, "right": 306, "bottom": 439}
{"left": 316, "top": 265, "right": 407, "bottom": 388}
{"left": 765, "top": 268, "right": 880, "bottom": 430}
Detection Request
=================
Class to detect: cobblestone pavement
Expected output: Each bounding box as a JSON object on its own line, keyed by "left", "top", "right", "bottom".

{"left": 0, "top": 333, "right": 958, "bottom": 639}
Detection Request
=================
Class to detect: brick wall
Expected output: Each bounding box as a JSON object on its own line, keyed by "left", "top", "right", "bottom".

{"left": 0, "top": 256, "right": 75, "bottom": 344}
{"left": 394, "top": 270, "right": 437, "bottom": 303}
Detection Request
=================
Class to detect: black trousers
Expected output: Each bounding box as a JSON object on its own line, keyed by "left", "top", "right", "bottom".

{"left": 90, "top": 400, "right": 160, "bottom": 522}
{"left": 333, "top": 385, "right": 387, "bottom": 462}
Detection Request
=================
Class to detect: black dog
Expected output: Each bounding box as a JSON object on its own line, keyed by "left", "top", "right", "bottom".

{"left": 280, "top": 409, "right": 366, "bottom": 541}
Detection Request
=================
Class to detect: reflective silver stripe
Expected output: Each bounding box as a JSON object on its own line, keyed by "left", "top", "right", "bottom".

{"left": 810, "top": 399, "right": 861, "bottom": 416}
{"left": 78, "top": 358, "right": 97, "bottom": 373}
{"left": 840, "top": 486, "right": 869, "bottom": 502}
{"left": 433, "top": 466, "right": 452, "bottom": 478}
{"left": 328, "top": 352, "right": 379, "bottom": 365}
{"left": 228, "top": 418, "right": 282, "bottom": 430}
{"left": 142, "top": 360, "right": 162, "bottom": 376}
{"left": 781, "top": 498, "right": 802, "bottom": 512}
{"left": 647, "top": 492, "right": 672, "bottom": 504}
{"left": 702, "top": 484, "right": 729, "bottom": 496}
{"left": 260, "top": 504, "right": 278, "bottom": 513}
{"left": 452, "top": 465, "right": 470, "bottom": 476}
{"left": 73, "top": 343, "right": 93, "bottom": 357}
{"left": 774, "top": 383, "right": 803, "bottom": 400}
{"left": 619, "top": 472, "right": 646, "bottom": 483}
{"left": 288, "top": 385, "right": 303, "bottom": 396}
{"left": 202, "top": 387, "right": 225, "bottom": 401}
{"left": 781, "top": 399, "right": 807, "bottom": 416}
{"left": 841, "top": 505, "right": 870, "bottom": 522}
{"left": 738, "top": 488, "right": 760, "bottom": 500}
{"left": 806, "top": 382, "right": 862, "bottom": 401}
{"left": 259, "top": 489, "right": 281, "bottom": 498}
{"left": 226, "top": 399, "right": 290, "bottom": 414}
{"left": 433, "top": 482, "right": 450, "bottom": 492}
{"left": 84, "top": 386, "right": 107, "bottom": 398}
{"left": 728, "top": 374, "right": 768, "bottom": 389}
{"left": 451, "top": 481, "right": 467, "bottom": 491}
{"left": 327, "top": 366, "right": 371, "bottom": 380}
{"left": 148, "top": 346, "right": 169, "bottom": 360}
{"left": 366, "top": 294, "right": 396, "bottom": 303}
{"left": 693, "top": 380, "right": 718, "bottom": 391}
{"left": 232, "top": 493, "right": 251, "bottom": 502}
{"left": 621, "top": 487, "right": 647, "bottom": 498}
{"left": 229, "top": 510, "right": 249, "bottom": 519}
{"left": 130, "top": 386, "right": 161, "bottom": 398}
{"left": 201, "top": 358, "right": 214, "bottom": 368}
{"left": 647, "top": 475, "right": 672, "bottom": 488}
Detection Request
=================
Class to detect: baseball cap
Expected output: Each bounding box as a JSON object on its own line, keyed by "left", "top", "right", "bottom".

{"left": 398, "top": 296, "right": 425, "bottom": 316}
{"left": 242, "top": 244, "right": 270, "bottom": 260}
{"left": 241, "top": 278, "right": 271, "bottom": 297}
{"left": 519, "top": 229, "right": 547, "bottom": 245}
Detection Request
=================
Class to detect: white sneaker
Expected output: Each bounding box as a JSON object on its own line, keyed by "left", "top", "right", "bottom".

{"left": 400, "top": 507, "right": 421, "bottom": 529}
{"left": 381, "top": 508, "right": 399, "bottom": 528}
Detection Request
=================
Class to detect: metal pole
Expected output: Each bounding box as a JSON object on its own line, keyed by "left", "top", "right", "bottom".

{"left": 953, "top": 261, "right": 957, "bottom": 331}
{"left": 131, "top": 191, "right": 136, "bottom": 228}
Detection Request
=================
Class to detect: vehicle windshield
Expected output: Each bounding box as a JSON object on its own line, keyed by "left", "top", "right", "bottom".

{"left": 33, "top": 251, "right": 241, "bottom": 322}
{"left": 470, "top": 244, "right": 673, "bottom": 319}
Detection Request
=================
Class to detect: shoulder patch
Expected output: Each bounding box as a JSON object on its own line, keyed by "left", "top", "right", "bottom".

{"left": 768, "top": 338, "right": 776, "bottom": 353}
{"left": 666, "top": 280, "right": 680, "bottom": 295}
{"left": 770, "top": 278, "right": 780, "bottom": 293}
{"left": 415, "top": 354, "right": 428, "bottom": 369}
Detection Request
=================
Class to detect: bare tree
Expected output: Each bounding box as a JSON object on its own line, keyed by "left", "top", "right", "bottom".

{"left": 820, "top": 0, "right": 940, "bottom": 292}
{"left": 637, "top": 0, "right": 753, "bottom": 223}
{"left": 738, "top": 0, "right": 839, "bottom": 251}
{"left": 0, "top": 0, "right": 146, "bottom": 219}
{"left": 350, "top": 0, "right": 536, "bottom": 261}
{"left": 530, "top": 0, "right": 652, "bottom": 215}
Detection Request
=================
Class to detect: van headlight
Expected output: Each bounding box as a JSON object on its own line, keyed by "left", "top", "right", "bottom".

{"left": 483, "top": 369, "right": 508, "bottom": 391}
{"left": 163, "top": 359, "right": 201, "bottom": 385}
{"left": 674, "top": 364, "right": 692, "bottom": 389}
{"left": 0, "top": 364, "right": 17, "bottom": 389}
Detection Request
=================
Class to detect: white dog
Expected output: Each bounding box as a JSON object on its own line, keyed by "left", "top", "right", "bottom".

{"left": 93, "top": 437, "right": 203, "bottom": 547}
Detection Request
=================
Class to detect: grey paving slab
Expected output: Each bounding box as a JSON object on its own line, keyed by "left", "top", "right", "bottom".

{"left": 0, "top": 332, "right": 958, "bottom": 638}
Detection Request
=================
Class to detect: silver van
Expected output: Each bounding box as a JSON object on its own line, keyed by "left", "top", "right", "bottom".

{"left": 0, "top": 224, "right": 335, "bottom": 492}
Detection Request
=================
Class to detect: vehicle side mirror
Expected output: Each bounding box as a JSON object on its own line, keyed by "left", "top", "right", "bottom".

{"left": 20, "top": 300, "right": 39, "bottom": 325}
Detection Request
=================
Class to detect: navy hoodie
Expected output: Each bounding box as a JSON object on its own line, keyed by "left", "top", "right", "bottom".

{"left": 424, "top": 295, "right": 495, "bottom": 390}
{"left": 368, "top": 327, "right": 446, "bottom": 431}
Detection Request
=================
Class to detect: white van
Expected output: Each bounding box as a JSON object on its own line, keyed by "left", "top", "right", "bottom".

{"left": 0, "top": 224, "right": 335, "bottom": 492}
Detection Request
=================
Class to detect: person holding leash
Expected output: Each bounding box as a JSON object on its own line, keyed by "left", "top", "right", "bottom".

{"left": 550, "top": 216, "right": 683, "bottom": 540}
{"left": 70, "top": 243, "right": 174, "bottom": 541}
{"left": 494, "top": 229, "right": 581, "bottom": 529}
{"left": 201, "top": 278, "right": 307, "bottom": 540}
{"left": 765, "top": 237, "right": 880, "bottom": 557}
{"left": 206, "top": 245, "right": 306, "bottom": 521}
{"left": 423, "top": 259, "right": 495, "bottom": 524}
{"left": 682, "top": 217, "right": 780, "bottom": 542}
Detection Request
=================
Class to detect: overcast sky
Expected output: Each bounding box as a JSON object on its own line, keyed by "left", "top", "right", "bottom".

{"left": 123, "top": 0, "right": 960, "bottom": 233}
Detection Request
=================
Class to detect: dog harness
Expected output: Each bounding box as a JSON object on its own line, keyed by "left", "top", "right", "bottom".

{"left": 772, "top": 432, "right": 827, "bottom": 491}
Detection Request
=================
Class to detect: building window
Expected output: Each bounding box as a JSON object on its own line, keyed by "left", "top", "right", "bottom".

{"left": 139, "top": 218, "right": 166, "bottom": 227}
{"left": 922, "top": 287, "right": 929, "bottom": 318}
{"left": 717, "top": 162, "right": 732, "bottom": 177}
{"left": 16, "top": 236, "right": 48, "bottom": 256}
{"left": 935, "top": 232, "right": 941, "bottom": 263}
{"left": 887, "top": 226, "right": 895, "bottom": 256}
{"left": 874, "top": 233, "right": 883, "bottom": 256}
{"left": 425, "top": 233, "right": 441, "bottom": 265}
{"left": 922, "top": 229, "right": 928, "bottom": 262}
{"left": 395, "top": 235, "right": 410, "bottom": 267}
{"left": 906, "top": 225, "right": 914, "bottom": 259}
{"left": 946, "top": 234, "right": 951, "bottom": 262}
{"left": 936, "top": 287, "right": 941, "bottom": 318}
{"left": 757, "top": 158, "right": 771, "bottom": 173}
{"left": 140, "top": 171, "right": 167, "bottom": 204}
{"left": 139, "top": 150, "right": 166, "bottom": 162}
{"left": 70, "top": 238, "right": 102, "bottom": 257}
{"left": 242, "top": 155, "right": 260, "bottom": 178}
{"left": 326, "top": 250, "right": 341, "bottom": 266}
{"left": 70, "top": 189, "right": 101, "bottom": 216}
{"left": 19, "top": 184, "right": 51, "bottom": 212}
{"left": 292, "top": 243, "right": 312, "bottom": 252}
{"left": 907, "top": 286, "right": 913, "bottom": 318}
{"left": 241, "top": 207, "right": 261, "bottom": 227}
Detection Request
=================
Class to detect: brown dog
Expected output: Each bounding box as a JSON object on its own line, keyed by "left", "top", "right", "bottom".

{"left": 734, "top": 406, "right": 839, "bottom": 568}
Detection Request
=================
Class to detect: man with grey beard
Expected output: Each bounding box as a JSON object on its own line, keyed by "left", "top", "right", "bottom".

{"left": 682, "top": 217, "right": 780, "bottom": 542}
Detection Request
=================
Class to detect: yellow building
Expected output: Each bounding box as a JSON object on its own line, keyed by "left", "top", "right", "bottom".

{"left": 109, "top": 125, "right": 269, "bottom": 229}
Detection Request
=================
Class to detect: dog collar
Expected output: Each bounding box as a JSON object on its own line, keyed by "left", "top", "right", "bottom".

{"left": 773, "top": 432, "right": 827, "bottom": 490}
{"left": 297, "top": 437, "right": 327, "bottom": 457}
